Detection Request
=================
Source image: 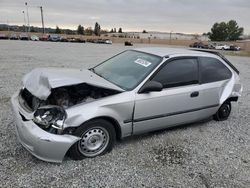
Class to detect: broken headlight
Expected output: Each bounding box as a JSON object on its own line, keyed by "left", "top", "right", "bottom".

{"left": 33, "top": 105, "right": 67, "bottom": 130}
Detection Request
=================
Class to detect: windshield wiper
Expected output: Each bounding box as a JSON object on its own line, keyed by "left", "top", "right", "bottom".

{"left": 89, "top": 68, "right": 106, "bottom": 79}
{"left": 89, "top": 68, "right": 95, "bottom": 73}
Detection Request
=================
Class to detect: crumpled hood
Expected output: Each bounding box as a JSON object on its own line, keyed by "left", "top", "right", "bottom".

{"left": 23, "top": 68, "right": 124, "bottom": 100}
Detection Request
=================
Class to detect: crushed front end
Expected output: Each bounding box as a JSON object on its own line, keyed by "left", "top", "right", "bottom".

{"left": 11, "top": 89, "right": 80, "bottom": 163}
{"left": 12, "top": 83, "right": 120, "bottom": 163}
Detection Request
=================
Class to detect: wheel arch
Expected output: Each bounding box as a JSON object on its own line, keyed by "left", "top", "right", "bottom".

{"left": 226, "top": 96, "right": 238, "bottom": 102}
{"left": 83, "top": 116, "right": 122, "bottom": 140}
{"left": 218, "top": 97, "right": 237, "bottom": 109}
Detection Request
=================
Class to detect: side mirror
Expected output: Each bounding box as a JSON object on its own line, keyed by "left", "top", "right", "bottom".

{"left": 138, "top": 81, "right": 163, "bottom": 94}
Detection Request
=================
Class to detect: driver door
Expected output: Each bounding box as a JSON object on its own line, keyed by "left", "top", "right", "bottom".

{"left": 133, "top": 57, "right": 218, "bottom": 134}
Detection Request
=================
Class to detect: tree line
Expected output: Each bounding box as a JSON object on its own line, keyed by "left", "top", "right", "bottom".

{"left": 0, "top": 19, "right": 245, "bottom": 41}
{"left": 55, "top": 22, "right": 123, "bottom": 36}
{"left": 79, "top": 20, "right": 243, "bottom": 41}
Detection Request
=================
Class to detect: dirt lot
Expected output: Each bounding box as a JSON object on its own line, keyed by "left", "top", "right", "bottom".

{"left": 0, "top": 40, "right": 250, "bottom": 188}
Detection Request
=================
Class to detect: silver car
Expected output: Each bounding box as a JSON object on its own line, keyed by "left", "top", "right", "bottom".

{"left": 11, "top": 48, "right": 242, "bottom": 163}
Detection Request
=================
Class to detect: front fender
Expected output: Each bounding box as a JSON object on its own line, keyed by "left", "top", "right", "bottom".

{"left": 64, "top": 98, "right": 135, "bottom": 138}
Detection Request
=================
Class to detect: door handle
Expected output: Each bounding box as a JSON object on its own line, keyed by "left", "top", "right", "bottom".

{"left": 190, "top": 91, "right": 199, "bottom": 98}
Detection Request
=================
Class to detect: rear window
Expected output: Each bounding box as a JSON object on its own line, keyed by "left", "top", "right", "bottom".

{"left": 199, "top": 57, "right": 232, "bottom": 84}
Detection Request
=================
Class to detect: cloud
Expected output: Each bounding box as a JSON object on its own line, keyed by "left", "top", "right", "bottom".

{"left": 0, "top": 0, "right": 249, "bottom": 33}
{"left": 89, "top": 16, "right": 100, "bottom": 20}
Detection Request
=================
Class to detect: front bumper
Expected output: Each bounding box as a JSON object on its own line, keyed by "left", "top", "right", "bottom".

{"left": 11, "top": 91, "right": 80, "bottom": 163}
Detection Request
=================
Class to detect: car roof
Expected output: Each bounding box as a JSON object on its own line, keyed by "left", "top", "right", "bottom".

{"left": 134, "top": 47, "right": 215, "bottom": 58}
{"left": 134, "top": 47, "right": 240, "bottom": 74}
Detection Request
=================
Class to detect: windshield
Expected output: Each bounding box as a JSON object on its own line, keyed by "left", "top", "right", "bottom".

{"left": 93, "top": 50, "right": 162, "bottom": 90}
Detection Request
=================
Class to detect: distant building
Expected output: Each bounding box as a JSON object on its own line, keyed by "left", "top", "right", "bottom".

{"left": 102, "top": 31, "right": 209, "bottom": 41}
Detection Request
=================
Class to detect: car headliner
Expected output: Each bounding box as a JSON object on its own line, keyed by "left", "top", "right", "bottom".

{"left": 134, "top": 47, "right": 216, "bottom": 58}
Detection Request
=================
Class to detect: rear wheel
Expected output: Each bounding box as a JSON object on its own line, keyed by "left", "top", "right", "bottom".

{"left": 68, "top": 119, "right": 116, "bottom": 160}
{"left": 213, "top": 101, "right": 231, "bottom": 121}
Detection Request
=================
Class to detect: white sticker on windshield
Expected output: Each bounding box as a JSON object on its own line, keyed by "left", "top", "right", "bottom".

{"left": 134, "top": 58, "right": 152, "bottom": 67}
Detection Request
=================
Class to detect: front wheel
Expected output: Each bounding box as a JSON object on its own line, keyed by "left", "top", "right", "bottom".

{"left": 213, "top": 101, "right": 231, "bottom": 121}
{"left": 68, "top": 119, "right": 116, "bottom": 160}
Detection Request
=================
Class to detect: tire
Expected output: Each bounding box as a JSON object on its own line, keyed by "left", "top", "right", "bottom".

{"left": 68, "top": 119, "right": 116, "bottom": 160}
{"left": 213, "top": 101, "right": 231, "bottom": 121}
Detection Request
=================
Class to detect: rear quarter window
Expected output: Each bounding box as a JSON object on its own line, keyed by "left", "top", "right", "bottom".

{"left": 199, "top": 57, "right": 232, "bottom": 84}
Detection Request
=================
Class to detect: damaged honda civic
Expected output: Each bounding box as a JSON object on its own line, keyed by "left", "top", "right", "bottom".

{"left": 11, "top": 47, "right": 242, "bottom": 163}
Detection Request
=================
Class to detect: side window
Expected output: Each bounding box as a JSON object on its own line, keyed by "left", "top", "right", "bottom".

{"left": 152, "top": 58, "right": 198, "bottom": 88}
{"left": 199, "top": 57, "right": 232, "bottom": 84}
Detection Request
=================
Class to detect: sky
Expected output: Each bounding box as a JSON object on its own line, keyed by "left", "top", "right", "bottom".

{"left": 0, "top": 0, "right": 249, "bottom": 34}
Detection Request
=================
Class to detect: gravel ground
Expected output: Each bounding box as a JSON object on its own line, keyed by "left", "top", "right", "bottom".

{"left": 0, "top": 40, "right": 250, "bottom": 188}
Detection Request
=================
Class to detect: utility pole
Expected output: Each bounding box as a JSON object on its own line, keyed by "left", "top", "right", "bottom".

{"left": 25, "top": 2, "right": 30, "bottom": 33}
{"left": 39, "top": 6, "right": 45, "bottom": 33}
{"left": 7, "top": 20, "right": 9, "bottom": 33}
{"left": 169, "top": 31, "right": 173, "bottom": 45}
{"left": 22, "top": 11, "right": 27, "bottom": 32}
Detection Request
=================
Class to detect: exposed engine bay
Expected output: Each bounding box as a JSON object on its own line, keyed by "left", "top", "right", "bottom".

{"left": 21, "top": 83, "right": 120, "bottom": 111}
